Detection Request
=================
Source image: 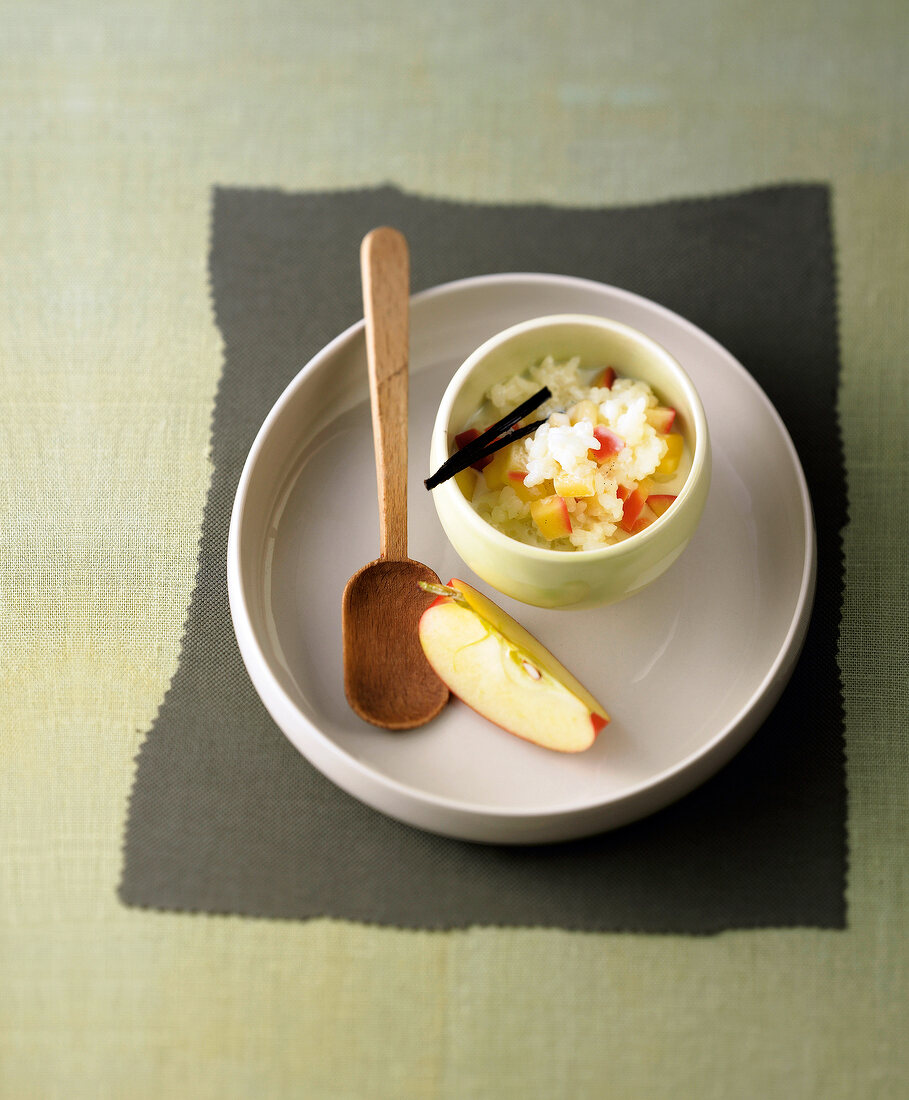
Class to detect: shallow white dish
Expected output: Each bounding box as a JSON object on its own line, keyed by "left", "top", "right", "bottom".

{"left": 227, "top": 273, "right": 816, "bottom": 844}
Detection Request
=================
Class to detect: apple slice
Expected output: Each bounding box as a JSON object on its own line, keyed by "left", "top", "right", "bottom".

{"left": 418, "top": 579, "right": 609, "bottom": 752}
{"left": 594, "top": 366, "right": 616, "bottom": 389}
{"left": 530, "top": 494, "right": 572, "bottom": 539}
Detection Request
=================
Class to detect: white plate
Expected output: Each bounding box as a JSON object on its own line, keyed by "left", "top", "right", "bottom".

{"left": 227, "top": 274, "right": 816, "bottom": 844}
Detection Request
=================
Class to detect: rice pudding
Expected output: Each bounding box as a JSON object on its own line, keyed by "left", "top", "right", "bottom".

{"left": 454, "top": 356, "right": 690, "bottom": 551}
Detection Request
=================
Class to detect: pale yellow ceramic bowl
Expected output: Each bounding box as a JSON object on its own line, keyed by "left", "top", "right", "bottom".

{"left": 429, "top": 314, "right": 711, "bottom": 609}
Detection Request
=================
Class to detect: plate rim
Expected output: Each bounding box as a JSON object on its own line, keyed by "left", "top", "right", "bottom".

{"left": 227, "top": 271, "right": 817, "bottom": 837}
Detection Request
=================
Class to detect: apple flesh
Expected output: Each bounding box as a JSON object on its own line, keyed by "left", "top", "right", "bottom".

{"left": 454, "top": 466, "right": 478, "bottom": 499}
{"left": 645, "top": 406, "right": 676, "bottom": 433}
{"left": 530, "top": 494, "right": 573, "bottom": 539}
{"left": 554, "top": 473, "right": 595, "bottom": 498}
{"left": 654, "top": 433, "right": 683, "bottom": 477}
{"left": 483, "top": 441, "right": 526, "bottom": 490}
{"left": 594, "top": 366, "right": 616, "bottom": 389}
{"left": 506, "top": 470, "right": 550, "bottom": 503}
{"left": 418, "top": 579, "right": 610, "bottom": 753}
{"left": 569, "top": 399, "right": 600, "bottom": 426}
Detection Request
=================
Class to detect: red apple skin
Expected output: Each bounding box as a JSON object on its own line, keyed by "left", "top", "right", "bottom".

{"left": 619, "top": 487, "right": 647, "bottom": 532}
{"left": 595, "top": 366, "right": 616, "bottom": 389}
{"left": 455, "top": 427, "right": 492, "bottom": 470}
{"left": 554, "top": 496, "right": 572, "bottom": 531}
{"left": 647, "top": 494, "right": 677, "bottom": 517}
{"left": 455, "top": 428, "right": 478, "bottom": 450}
{"left": 589, "top": 425, "right": 624, "bottom": 464}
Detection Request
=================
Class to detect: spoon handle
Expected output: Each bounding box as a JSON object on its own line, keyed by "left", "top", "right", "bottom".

{"left": 361, "top": 227, "right": 410, "bottom": 562}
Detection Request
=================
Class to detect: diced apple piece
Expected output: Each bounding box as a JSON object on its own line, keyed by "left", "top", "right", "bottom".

{"left": 589, "top": 425, "right": 624, "bottom": 464}
{"left": 568, "top": 399, "right": 600, "bottom": 426}
{"left": 530, "top": 495, "right": 572, "bottom": 539}
{"left": 483, "top": 441, "right": 526, "bottom": 490}
{"left": 506, "top": 470, "right": 549, "bottom": 503}
{"left": 618, "top": 486, "right": 647, "bottom": 532}
{"left": 594, "top": 366, "right": 616, "bottom": 389}
{"left": 454, "top": 427, "right": 492, "bottom": 470}
{"left": 654, "top": 432, "right": 684, "bottom": 477}
{"left": 554, "top": 473, "right": 595, "bottom": 498}
{"left": 647, "top": 493, "right": 677, "bottom": 517}
{"left": 645, "top": 406, "right": 676, "bottom": 433}
{"left": 454, "top": 466, "right": 478, "bottom": 499}
{"left": 418, "top": 579, "right": 609, "bottom": 752}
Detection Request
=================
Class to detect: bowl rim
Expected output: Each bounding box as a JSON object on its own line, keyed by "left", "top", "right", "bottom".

{"left": 430, "top": 312, "right": 710, "bottom": 561}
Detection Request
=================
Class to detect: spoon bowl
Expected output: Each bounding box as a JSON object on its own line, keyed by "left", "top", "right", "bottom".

{"left": 343, "top": 558, "right": 447, "bottom": 728}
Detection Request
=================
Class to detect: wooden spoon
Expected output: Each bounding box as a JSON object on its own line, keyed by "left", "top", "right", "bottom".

{"left": 341, "top": 227, "right": 450, "bottom": 729}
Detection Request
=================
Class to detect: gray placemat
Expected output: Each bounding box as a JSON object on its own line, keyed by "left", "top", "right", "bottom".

{"left": 120, "top": 184, "right": 846, "bottom": 932}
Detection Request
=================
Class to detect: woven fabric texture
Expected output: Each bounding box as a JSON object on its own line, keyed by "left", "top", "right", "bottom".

{"left": 1, "top": 1, "right": 906, "bottom": 1095}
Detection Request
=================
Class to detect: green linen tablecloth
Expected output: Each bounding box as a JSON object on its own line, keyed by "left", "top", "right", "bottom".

{"left": 1, "top": 1, "right": 906, "bottom": 1097}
